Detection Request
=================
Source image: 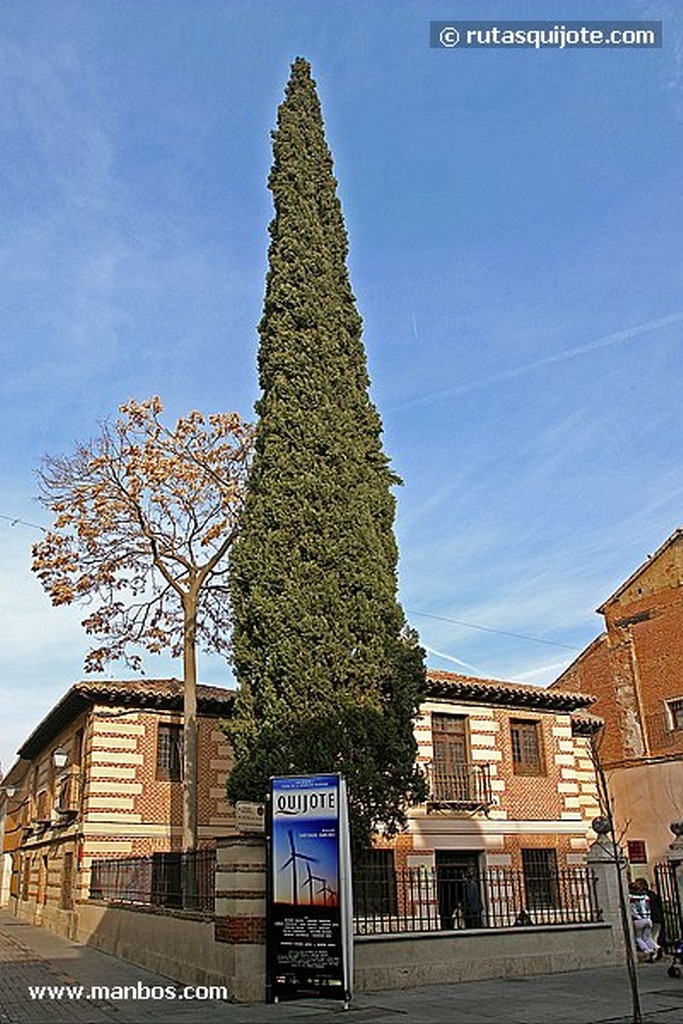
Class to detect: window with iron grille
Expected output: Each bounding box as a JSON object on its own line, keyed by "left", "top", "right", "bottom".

{"left": 510, "top": 719, "right": 545, "bottom": 775}
{"left": 667, "top": 699, "right": 683, "bottom": 731}
{"left": 522, "top": 848, "right": 558, "bottom": 907}
{"left": 156, "top": 723, "right": 183, "bottom": 781}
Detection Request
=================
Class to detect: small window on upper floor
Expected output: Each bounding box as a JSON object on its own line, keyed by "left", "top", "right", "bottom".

{"left": 666, "top": 699, "right": 683, "bottom": 732}
{"left": 156, "top": 722, "right": 183, "bottom": 781}
{"left": 35, "top": 790, "right": 50, "bottom": 821}
{"left": 510, "top": 719, "right": 545, "bottom": 776}
{"left": 72, "top": 727, "right": 84, "bottom": 768}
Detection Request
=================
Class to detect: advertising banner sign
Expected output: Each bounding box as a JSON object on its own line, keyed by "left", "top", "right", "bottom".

{"left": 267, "top": 773, "right": 353, "bottom": 1004}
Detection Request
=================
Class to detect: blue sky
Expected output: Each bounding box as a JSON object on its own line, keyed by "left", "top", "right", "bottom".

{"left": 1, "top": 0, "right": 682, "bottom": 772}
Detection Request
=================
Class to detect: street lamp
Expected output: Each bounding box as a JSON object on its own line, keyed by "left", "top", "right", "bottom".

{"left": 52, "top": 749, "right": 69, "bottom": 772}
{"left": 0, "top": 786, "right": 17, "bottom": 800}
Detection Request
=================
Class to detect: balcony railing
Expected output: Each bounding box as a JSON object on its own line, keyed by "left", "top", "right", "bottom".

{"left": 426, "top": 761, "right": 493, "bottom": 808}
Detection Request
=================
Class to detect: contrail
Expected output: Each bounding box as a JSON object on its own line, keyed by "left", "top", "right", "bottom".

{"left": 510, "top": 659, "right": 573, "bottom": 683}
{"left": 424, "top": 645, "right": 483, "bottom": 674}
{"left": 395, "top": 311, "right": 683, "bottom": 410}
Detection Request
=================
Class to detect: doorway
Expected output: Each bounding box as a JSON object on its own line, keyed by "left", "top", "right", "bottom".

{"left": 435, "top": 850, "right": 482, "bottom": 929}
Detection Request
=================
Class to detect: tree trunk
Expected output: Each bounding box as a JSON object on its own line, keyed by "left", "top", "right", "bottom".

{"left": 183, "top": 594, "right": 199, "bottom": 852}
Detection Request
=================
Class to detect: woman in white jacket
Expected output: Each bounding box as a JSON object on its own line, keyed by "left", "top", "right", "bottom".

{"left": 629, "top": 880, "right": 660, "bottom": 961}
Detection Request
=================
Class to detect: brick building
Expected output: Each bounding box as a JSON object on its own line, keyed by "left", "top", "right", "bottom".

{"left": 0, "top": 678, "right": 235, "bottom": 935}
{"left": 2, "top": 670, "right": 603, "bottom": 942}
{"left": 551, "top": 528, "right": 683, "bottom": 866}
{"left": 385, "top": 671, "right": 602, "bottom": 882}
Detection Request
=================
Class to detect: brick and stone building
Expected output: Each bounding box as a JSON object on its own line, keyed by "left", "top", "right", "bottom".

{"left": 380, "top": 671, "right": 601, "bottom": 882}
{"left": 0, "top": 678, "right": 234, "bottom": 933}
{"left": 2, "top": 669, "right": 603, "bottom": 943}
{"left": 551, "top": 527, "right": 683, "bottom": 866}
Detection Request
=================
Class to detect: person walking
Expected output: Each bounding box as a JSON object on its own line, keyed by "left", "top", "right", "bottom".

{"left": 629, "top": 879, "right": 660, "bottom": 961}
{"left": 636, "top": 877, "right": 666, "bottom": 956}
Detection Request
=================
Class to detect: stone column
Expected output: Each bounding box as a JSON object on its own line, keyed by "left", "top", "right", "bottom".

{"left": 214, "top": 835, "right": 267, "bottom": 1003}
{"left": 587, "top": 835, "right": 633, "bottom": 959}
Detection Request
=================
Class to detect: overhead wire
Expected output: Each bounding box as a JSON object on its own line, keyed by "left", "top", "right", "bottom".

{"left": 407, "top": 610, "right": 581, "bottom": 651}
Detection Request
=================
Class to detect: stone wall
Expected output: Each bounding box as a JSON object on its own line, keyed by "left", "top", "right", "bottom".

{"left": 355, "top": 922, "right": 616, "bottom": 991}
{"left": 8, "top": 836, "right": 630, "bottom": 1003}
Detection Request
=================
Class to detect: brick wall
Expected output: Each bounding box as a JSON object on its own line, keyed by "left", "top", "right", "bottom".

{"left": 555, "top": 535, "right": 683, "bottom": 766}
{"left": 11, "top": 697, "right": 236, "bottom": 917}
{"left": 405, "top": 698, "right": 598, "bottom": 870}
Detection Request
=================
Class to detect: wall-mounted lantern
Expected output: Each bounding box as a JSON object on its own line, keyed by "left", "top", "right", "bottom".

{"left": 52, "top": 748, "right": 69, "bottom": 772}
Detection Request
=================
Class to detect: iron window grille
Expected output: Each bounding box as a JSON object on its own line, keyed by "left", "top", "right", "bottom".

{"left": 156, "top": 722, "right": 183, "bottom": 781}
{"left": 521, "top": 848, "right": 559, "bottom": 908}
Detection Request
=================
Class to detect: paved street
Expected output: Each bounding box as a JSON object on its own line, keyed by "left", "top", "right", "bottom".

{"left": 1, "top": 910, "right": 681, "bottom": 1023}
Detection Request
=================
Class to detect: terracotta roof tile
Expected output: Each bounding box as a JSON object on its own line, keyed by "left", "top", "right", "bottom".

{"left": 17, "top": 677, "right": 235, "bottom": 760}
{"left": 425, "top": 669, "right": 596, "bottom": 712}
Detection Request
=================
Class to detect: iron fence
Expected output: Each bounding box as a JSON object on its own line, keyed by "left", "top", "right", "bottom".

{"left": 353, "top": 865, "right": 601, "bottom": 935}
{"left": 654, "top": 860, "right": 683, "bottom": 945}
{"left": 89, "top": 848, "right": 215, "bottom": 914}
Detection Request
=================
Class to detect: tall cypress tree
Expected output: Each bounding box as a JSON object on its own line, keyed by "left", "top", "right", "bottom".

{"left": 227, "top": 58, "right": 426, "bottom": 845}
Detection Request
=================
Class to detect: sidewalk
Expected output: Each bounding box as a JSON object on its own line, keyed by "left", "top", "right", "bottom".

{"left": 1, "top": 909, "right": 681, "bottom": 1023}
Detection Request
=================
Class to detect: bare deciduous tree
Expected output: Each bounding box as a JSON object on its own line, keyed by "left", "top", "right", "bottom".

{"left": 32, "top": 396, "right": 254, "bottom": 850}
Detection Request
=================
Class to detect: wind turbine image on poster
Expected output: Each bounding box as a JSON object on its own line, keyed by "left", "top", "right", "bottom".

{"left": 317, "top": 881, "right": 336, "bottom": 907}
{"left": 280, "top": 829, "right": 318, "bottom": 905}
{"left": 301, "top": 862, "right": 326, "bottom": 907}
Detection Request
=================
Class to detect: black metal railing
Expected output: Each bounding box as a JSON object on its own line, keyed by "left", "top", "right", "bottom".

{"left": 654, "top": 860, "right": 683, "bottom": 945}
{"left": 353, "top": 865, "right": 601, "bottom": 935}
{"left": 89, "top": 848, "right": 215, "bottom": 914}
{"left": 427, "top": 762, "right": 494, "bottom": 807}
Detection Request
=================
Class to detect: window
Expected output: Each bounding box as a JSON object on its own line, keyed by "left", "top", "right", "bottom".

{"left": 35, "top": 790, "right": 50, "bottom": 821}
{"left": 522, "top": 848, "right": 558, "bottom": 908}
{"left": 667, "top": 699, "right": 683, "bottom": 731}
{"left": 156, "top": 723, "right": 183, "bottom": 781}
{"left": 61, "top": 853, "right": 75, "bottom": 910}
{"left": 22, "top": 857, "right": 31, "bottom": 901}
{"left": 72, "top": 727, "right": 84, "bottom": 767}
{"left": 433, "top": 714, "right": 468, "bottom": 762}
{"left": 432, "top": 714, "right": 471, "bottom": 801}
{"left": 510, "top": 719, "right": 545, "bottom": 775}
{"left": 39, "top": 854, "right": 48, "bottom": 906}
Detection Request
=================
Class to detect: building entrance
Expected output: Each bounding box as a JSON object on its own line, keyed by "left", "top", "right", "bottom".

{"left": 435, "top": 850, "right": 483, "bottom": 929}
